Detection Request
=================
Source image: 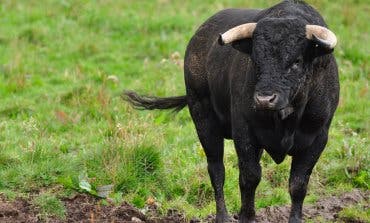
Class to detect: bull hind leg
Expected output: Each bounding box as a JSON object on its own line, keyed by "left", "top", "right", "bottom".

{"left": 186, "top": 89, "right": 229, "bottom": 223}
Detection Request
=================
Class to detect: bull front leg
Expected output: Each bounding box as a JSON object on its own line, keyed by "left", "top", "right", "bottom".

{"left": 233, "top": 127, "right": 263, "bottom": 223}
{"left": 288, "top": 131, "right": 328, "bottom": 223}
{"left": 238, "top": 150, "right": 262, "bottom": 223}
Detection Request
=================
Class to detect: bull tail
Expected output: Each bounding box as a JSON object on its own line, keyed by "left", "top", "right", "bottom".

{"left": 123, "top": 90, "right": 187, "bottom": 112}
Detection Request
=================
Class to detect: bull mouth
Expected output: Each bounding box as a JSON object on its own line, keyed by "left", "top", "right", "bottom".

{"left": 279, "top": 106, "right": 294, "bottom": 120}
{"left": 253, "top": 105, "right": 294, "bottom": 120}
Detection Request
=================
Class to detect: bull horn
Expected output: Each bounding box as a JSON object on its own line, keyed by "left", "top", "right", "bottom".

{"left": 306, "top": 25, "right": 337, "bottom": 49}
{"left": 219, "top": 23, "right": 257, "bottom": 45}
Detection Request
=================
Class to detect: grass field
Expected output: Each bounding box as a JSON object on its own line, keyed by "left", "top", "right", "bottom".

{"left": 0, "top": 0, "right": 369, "bottom": 221}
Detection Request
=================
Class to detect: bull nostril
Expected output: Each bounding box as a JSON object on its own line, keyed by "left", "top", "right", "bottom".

{"left": 269, "top": 94, "right": 277, "bottom": 103}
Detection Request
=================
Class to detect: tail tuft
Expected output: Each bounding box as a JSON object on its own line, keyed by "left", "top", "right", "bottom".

{"left": 122, "top": 91, "right": 187, "bottom": 112}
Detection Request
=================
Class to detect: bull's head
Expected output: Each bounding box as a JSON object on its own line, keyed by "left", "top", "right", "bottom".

{"left": 219, "top": 18, "right": 337, "bottom": 119}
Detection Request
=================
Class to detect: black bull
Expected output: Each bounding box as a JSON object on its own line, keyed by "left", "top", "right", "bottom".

{"left": 124, "top": 1, "right": 339, "bottom": 222}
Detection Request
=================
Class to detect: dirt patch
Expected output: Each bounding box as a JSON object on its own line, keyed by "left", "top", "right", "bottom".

{"left": 0, "top": 189, "right": 368, "bottom": 223}
{"left": 255, "top": 189, "right": 369, "bottom": 223}
{"left": 62, "top": 195, "right": 146, "bottom": 223}
{"left": 0, "top": 194, "right": 185, "bottom": 223}
{"left": 0, "top": 195, "right": 38, "bottom": 223}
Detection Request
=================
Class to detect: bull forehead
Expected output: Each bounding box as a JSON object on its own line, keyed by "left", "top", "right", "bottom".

{"left": 252, "top": 18, "right": 306, "bottom": 66}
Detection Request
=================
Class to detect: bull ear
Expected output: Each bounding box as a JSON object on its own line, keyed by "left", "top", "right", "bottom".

{"left": 307, "top": 37, "right": 334, "bottom": 58}
{"left": 218, "top": 23, "right": 256, "bottom": 54}
{"left": 306, "top": 25, "right": 337, "bottom": 57}
{"left": 231, "top": 38, "right": 253, "bottom": 54}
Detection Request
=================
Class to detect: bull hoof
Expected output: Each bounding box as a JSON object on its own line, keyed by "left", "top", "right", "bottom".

{"left": 215, "top": 214, "right": 237, "bottom": 223}
{"left": 288, "top": 216, "right": 302, "bottom": 223}
{"left": 238, "top": 220, "right": 255, "bottom": 223}
{"left": 238, "top": 216, "right": 256, "bottom": 223}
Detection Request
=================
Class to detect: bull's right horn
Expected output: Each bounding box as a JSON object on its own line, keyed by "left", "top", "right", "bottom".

{"left": 219, "top": 23, "right": 257, "bottom": 45}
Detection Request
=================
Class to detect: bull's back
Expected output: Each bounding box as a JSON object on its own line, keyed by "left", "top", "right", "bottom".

{"left": 184, "top": 8, "right": 260, "bottom": 93}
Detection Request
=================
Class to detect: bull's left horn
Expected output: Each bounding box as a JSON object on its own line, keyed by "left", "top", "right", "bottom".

{"left": 306, "top": 25, "right": 337, "bottom": 49}
{"left": 219, "top": 23, "right": 257, "bottom": 45}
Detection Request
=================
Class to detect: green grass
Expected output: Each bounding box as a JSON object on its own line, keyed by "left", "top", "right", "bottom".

{"left": 32, "top": 193, "right": 66, "bottom": 220}
{"left": 338, "top": 203, "right": 370, "bottom": 223}
{"left": 0, "top": 0, "right": 369, "bottom": 220}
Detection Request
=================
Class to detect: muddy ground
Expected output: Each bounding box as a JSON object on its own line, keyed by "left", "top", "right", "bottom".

{"left": 0, "top": 189, "right": 368, "bottom": 223}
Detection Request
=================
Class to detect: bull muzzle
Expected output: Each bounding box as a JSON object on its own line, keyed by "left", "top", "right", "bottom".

{"left": 254, "top": 92, "right": 279, "bottom": 109}
{"left": 254, "top": 92, "right": 294, "bottom": 119}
